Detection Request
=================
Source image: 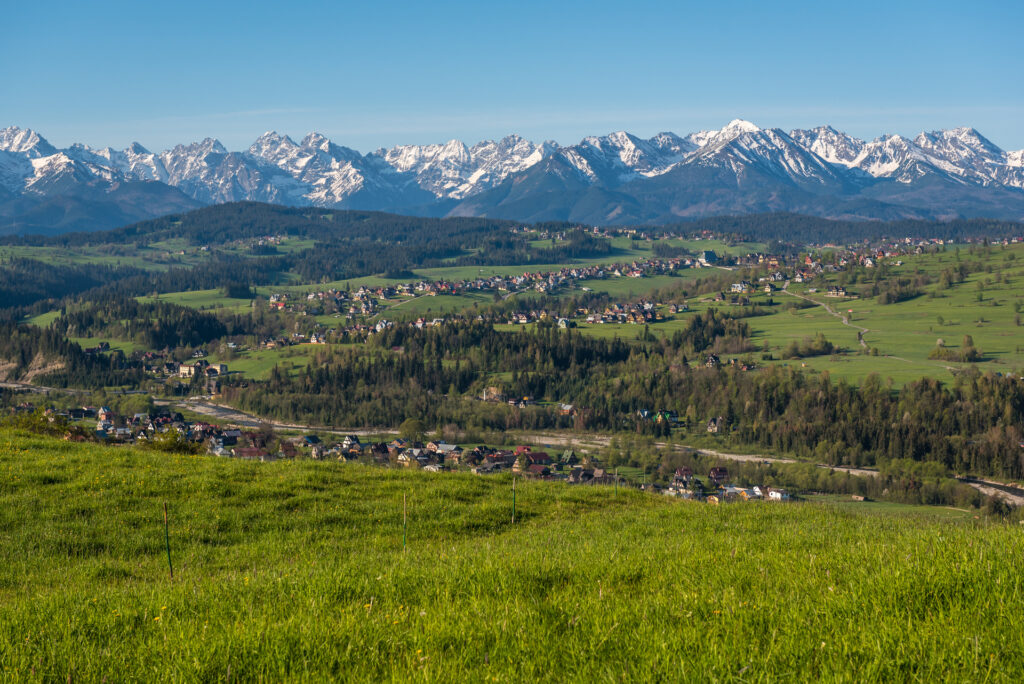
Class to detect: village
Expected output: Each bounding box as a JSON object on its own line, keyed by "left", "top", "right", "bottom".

{"left": 10, "top": 401, "right": 788, "bottom": 506}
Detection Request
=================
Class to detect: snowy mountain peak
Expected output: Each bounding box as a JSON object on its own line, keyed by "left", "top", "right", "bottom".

{"left": 166, "top": 138, "right": 227, "bottom": 157}
{"left": 0, "top": 126, "right": 57, "bottom": 157}
{"left": 248, "top": 131, "right": 299, "bottom": 158}
{"left": 723, "top": 119, "right": 760, "bottom": 133}
{"left": 704, "top": 119, "right": 763, "bottom": 147}
{"left": 254, "top": 130, "right": 295, "bottom": 144}
{"left": 789, "top": 126, "right": 865, "bottom": 165}
{"left": 300, "top": 132, "right": 330, "bottom": 150}
{"left": 913, "top": 127, "right": 1004, "bottom": 166}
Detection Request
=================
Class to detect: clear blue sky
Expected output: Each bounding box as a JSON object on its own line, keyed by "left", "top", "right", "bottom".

{"left": 3, "top": 0, "right": 1021, "bottom": 152}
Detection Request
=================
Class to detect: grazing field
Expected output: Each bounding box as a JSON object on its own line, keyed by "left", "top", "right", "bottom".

{"left": 1, "top": 430, "right": 1021, "bottom": 681}
{"left": 139, "top": 289, "right": 257, "bottom": 314}
{"left": 207, "top": 344, "right": 325, "bottom": 380}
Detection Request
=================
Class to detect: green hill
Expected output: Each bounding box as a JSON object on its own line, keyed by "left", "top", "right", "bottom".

{"left": 1, "top": 430, "right": 1022, "bottom": 681}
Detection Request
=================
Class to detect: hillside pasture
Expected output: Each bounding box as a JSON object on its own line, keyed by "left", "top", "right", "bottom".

{"left": 0, "top": 431, "right": 1021, "bottom": 681}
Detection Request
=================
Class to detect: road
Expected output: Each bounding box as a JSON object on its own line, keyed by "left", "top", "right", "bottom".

{"left": 158, "top": 398, "right": 394, "bottom": 437}
{"left": 513, "top": 431, "right": 881, "bottom": 476}
{"left": 0, "top": 380, "right": 88, "bottom": 395}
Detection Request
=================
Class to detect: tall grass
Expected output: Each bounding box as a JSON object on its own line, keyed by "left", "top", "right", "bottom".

{"left": 1, "top": 428, "right": 1022, "bottom": 681}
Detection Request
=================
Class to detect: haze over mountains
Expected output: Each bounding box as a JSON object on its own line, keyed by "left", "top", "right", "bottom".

{"left": 2, "top": 120, "right": 1023, "bottom": 235}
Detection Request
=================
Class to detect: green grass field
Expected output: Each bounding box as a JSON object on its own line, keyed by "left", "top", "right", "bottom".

{"left": 207, "top": 344, "right": 324, "bottom": 380}
{"left": 139, "top": 290, "right": 257, "bottom": 315}
{"left": 1, "top": 430, "right": 1021, "bottom": 681}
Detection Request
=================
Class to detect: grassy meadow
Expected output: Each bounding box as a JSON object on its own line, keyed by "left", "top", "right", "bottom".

{"left": 1, "top": 429, "right": 1022, "bottom": 681}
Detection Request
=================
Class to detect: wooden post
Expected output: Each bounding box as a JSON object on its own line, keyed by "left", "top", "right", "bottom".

{"left": 615, "top": 468, "right": 619, "bottom": 496}
{"left": 403, "top": 493, "right": 407, "bottom": 552}
{"left": 512, "top": 477, "right": 516, "bottom": 524}
{"left": 163, "top": 502, "right": 173, "bottom": 580}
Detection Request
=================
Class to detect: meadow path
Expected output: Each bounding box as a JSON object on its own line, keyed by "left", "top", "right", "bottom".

{"left": 780, "top": 284, "right": 869, "bottom": 348}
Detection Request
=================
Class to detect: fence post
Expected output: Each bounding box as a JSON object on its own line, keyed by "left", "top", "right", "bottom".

{"left": 163, "top": 502, "right": 174, "bottom": 580}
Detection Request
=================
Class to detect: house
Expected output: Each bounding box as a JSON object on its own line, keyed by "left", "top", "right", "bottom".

{"left": 435, "top": 443, "right": 462, "bottom": 463}
{"left": 567, "top": 467, "right": 594, "bottom": 484}
{"left": 768, "top": 489, "right": 790, "bottom": 501}
{"left": 369, "top": 443, "right": 390, "bottom": 463}
{"left": 698, "top": 250, "right": 719, "bottom": 266}
{"left": 708, "top": 467, "right": 729, "bottom": 484}
{"left": 673, "top": 467, "right": 694, "bottom": 485}
{"left": 233, "top": 447, "right": 272, "bottom": 461}
{"left": 388, "top": 438, "right": 410, "bottom": 454}
{"left": 526, "top": 452, "right": 553, "bottom": 467}
{"left": 397, "top": 449, "right": 425, "bottom": 466}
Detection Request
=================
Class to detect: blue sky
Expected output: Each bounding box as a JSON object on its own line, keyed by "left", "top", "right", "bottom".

{"left": 3, "top": 0, "right": 1021, "bottom": 152}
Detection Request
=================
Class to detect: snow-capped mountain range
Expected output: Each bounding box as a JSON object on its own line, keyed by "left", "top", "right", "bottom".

{"left": 2, "top": 120, "right": 1023, "bottom": 234}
